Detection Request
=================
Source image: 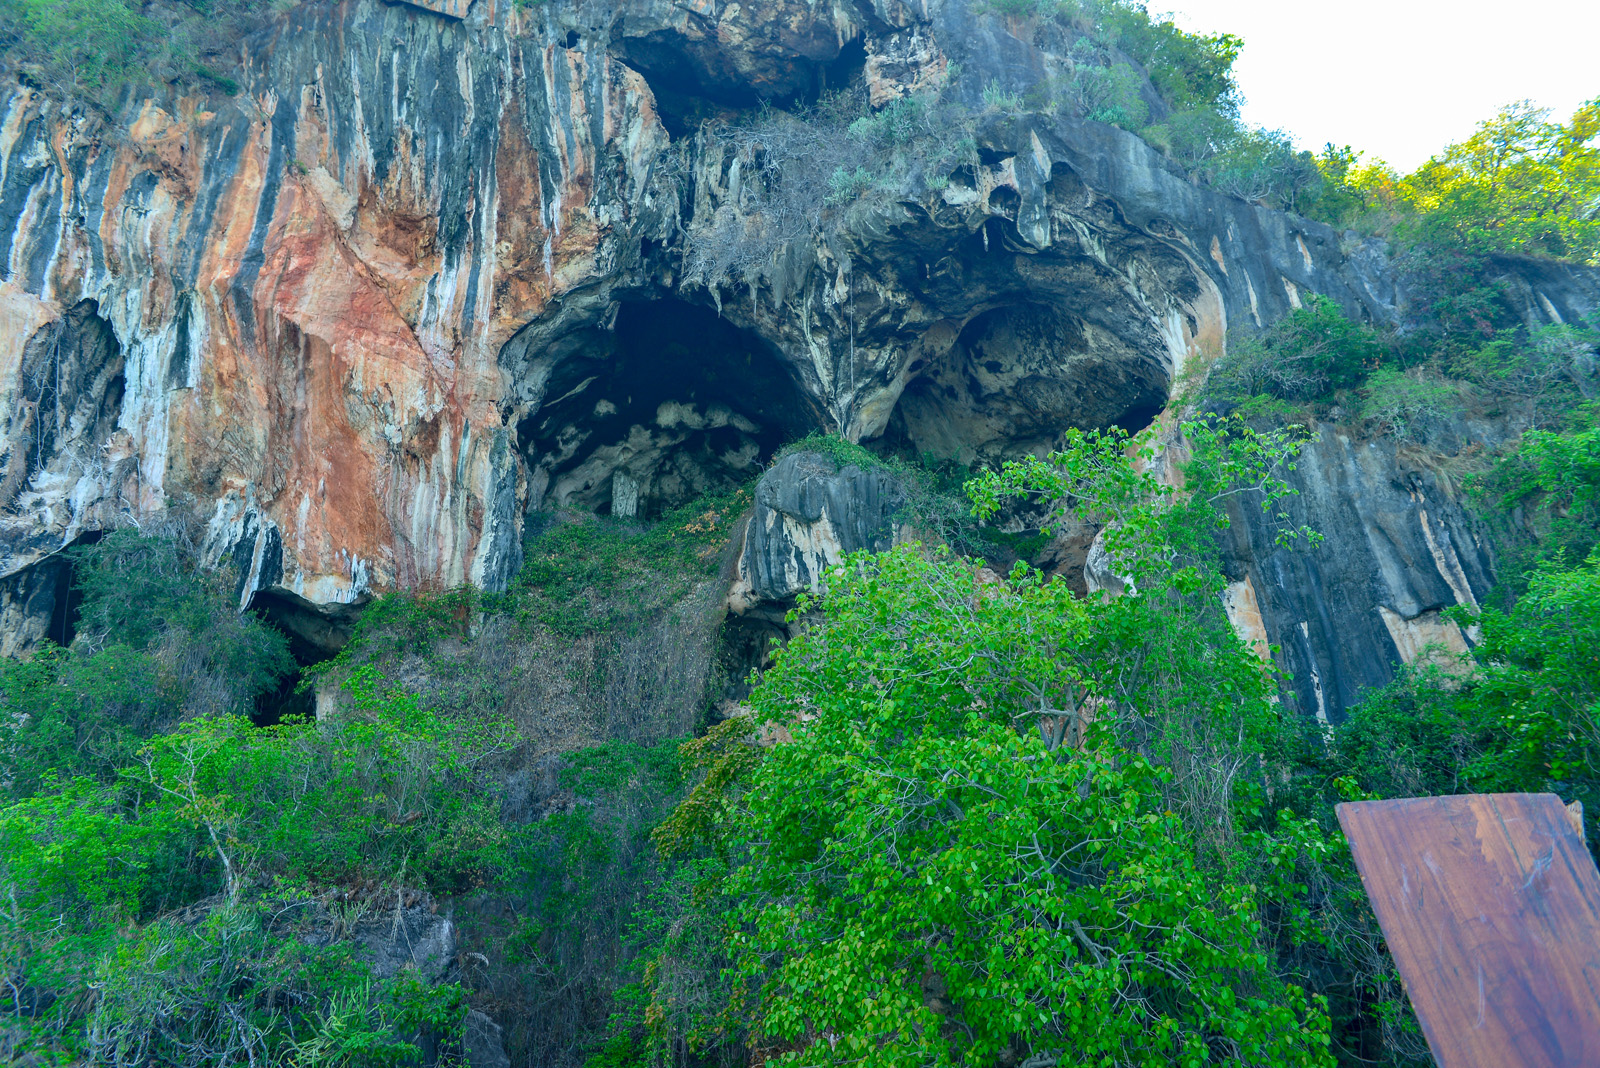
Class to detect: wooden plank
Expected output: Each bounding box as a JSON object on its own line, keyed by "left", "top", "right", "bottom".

{"left": 1337, "top": 794, "right": 1600, "bottom": 1068}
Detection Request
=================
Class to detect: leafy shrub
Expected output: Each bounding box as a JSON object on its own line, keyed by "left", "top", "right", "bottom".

{"left": 1202, "top": 127, "right": 1323, "bottom": 212}
{"left": 311, "top": 584, "right": 479, "bottom": 669}
{"left": 0, "top": 663, "right": 503, "bottom": 1061}
{"left": 1453, "top": 321, "right": 1598, "bottom": 426}
{"left": 1469, "top": 423, "right": 1600, "bottom": 598}
{"left": 846, "top": 92, "right": 933, "bottom": 147}
{"left": 824, "top": 165, "right": 874, "bottom": 203}
{"left": 1069, "top": 53, "right": 1148, "bottom": 128}
{"left": 1141, "top": 105, "right": 1235, "bottom": 169}
{"left": 71, "top": 530, "right": 293, "bottom": 693}
{"left": 1359, "top": 368, "right": 1459, "bottom": 438}
{"left": 1069, "top": 0, "right": 1242, "bottom": 117}
{"left": 979, "top": 79, "right": 1024, "bottom": 112}
{"left": 1205, "top": 296, "right": 1386, "bottom": 411}
{"left": 1, "top": 530, "right": 295, "bottom": 798}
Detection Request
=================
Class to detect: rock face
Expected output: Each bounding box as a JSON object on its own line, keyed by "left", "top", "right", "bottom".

{"left": 2, "top": 0, "right": 678, "bottom": 618}
{"left": 279, "top": 892, "right": 458, "bottom": 982}
{"left": 1221, "top": 423, "right": 1504, "bottom": 722}
{"left": 463, "top": 1009, "right": 513, "bottom": 1068}
{"left": 1, "top": 0, "right": 1598, "bottom": 706}
{"left": 728, "top": 450, "right": 904, "bottom": 615}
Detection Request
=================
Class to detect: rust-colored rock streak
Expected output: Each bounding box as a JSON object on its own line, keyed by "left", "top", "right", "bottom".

{"left": 0, "top": 0, "right": 672, "bottom": 610}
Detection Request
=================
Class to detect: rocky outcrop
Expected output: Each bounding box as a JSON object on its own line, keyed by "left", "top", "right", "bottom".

{"left": 1220, "top": 421, "right": 1505, "bottom": 722}
{"left": 0, "top": 556, "right": 65, "bottom": 655}
{"left": 1, "top": 0, "right": 1598, "bottom": 707}
{"left": 0, "top": 0, "right": 1362, "bottom": 626}
{"left": 463, "top": 1009, "right": 512, "bottom": 1068}
{"left": 727, "top": 450, "right": 904, "bottom": 615}
{"left": 272, "top": 890, "right": 510, "bottom": 1068}
{"left": 1, "top": 0, "right": 678, "bottom": 626}
{"left": 278, "top": 890, "right": 458, "bottom": 982}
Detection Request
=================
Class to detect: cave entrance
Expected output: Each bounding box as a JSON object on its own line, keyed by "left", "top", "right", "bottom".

{"left": 882, "top": 301, "right": 1171, "bottom": 462}
{"left": 609, "top": 32, "right": 867, "bottom": 138}
{"left": 46, "top": 529, "right": 103, "bottom": 647}
{"left": 248, "top": 589, "right": 361, "bottom": 725}
{"left": 520, "top": 299, "right": 820, "bottom": 518}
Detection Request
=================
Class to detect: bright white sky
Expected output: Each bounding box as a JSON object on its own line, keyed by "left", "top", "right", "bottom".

{"left": 1166, "top": 0, "right": 1600, "bottom": 171}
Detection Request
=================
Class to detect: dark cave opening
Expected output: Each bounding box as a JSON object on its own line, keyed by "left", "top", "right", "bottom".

{"left": 882, "top": 301, "right": 1171, "bottom": 461}
{"left": 46, "top": 530, "right": 103, "bottom": 647}
{"left": 251, "top": 666, "right": 314, "bottom": 726}
{"left": 248, "top": 589, "right": 361, "bottom": 725}
{"left": 520, "top": 298, "right": 820, "bottom": 518}
{"left": 609, "top": 33, "right": 868, "bottom": 139}
{"left": 1111, "top": 400, "right": 1166, "bottom": 435}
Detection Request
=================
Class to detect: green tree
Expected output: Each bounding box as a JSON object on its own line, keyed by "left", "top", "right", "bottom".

{"left": 1399, "top": 100, "right": 1600, "bottom": 263}
{"left": 1, "top": 531, "right": 295, "bottom": 799}
{"left": 650, "top": 420, "right": 1339, "bottom": 1066}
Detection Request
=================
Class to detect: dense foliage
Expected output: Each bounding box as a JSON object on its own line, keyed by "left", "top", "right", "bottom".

{"left": 1334, "top": 553, "right": 1600, "bottom": 834}
{"left": 0, "top": 561, "right": 507, "bottom": 1061}
{"left": 3, "top": 529, "right": 295, "bottom": 799}
{"left": 632, "top": 422, "right": 1428, "bottom": 1066}
{"left": 1309, "top": 100, "right": 1600, "bottom": 264}
{"left": 1202, "top": 282, "right": 1598, "bottom": 443}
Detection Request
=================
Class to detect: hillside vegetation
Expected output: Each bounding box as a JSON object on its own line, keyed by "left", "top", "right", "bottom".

{"left": 2, "top": 1, "right": 1600, "bottom": 1066}
{"left": 0, "top": 0, "right": 263, "bottom": 99}
{"left": 3, "top": 387, "right": 1599, "bottom": 1065}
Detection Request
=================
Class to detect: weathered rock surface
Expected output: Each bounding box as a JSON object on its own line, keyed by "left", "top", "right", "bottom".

{"left": 463, "top": 1009, "right": 513, "bottom": 1068}
{"left": 2, "top": 0, "right": 677, "bottom": 623}
{"left": 728, "top": 450, "right": 904, "bottom": 614}
{"left": 1220, "top": 421, "right": 1506, "bottom": 722}
{"left": 279, "top": 892, "right": 458, "bottom": 982}
{"left": 1, "top": 0, "right": 1599, "bottom": 713}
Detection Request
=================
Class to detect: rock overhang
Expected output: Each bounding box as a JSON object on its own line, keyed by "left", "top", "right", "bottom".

{"left": 0, "top": 0, "right": 1597, "bottom": 647}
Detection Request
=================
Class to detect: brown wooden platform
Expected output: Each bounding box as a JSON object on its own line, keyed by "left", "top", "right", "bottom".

{"left": 1338, "top": 794, "right": 1600, "bottom": 1068}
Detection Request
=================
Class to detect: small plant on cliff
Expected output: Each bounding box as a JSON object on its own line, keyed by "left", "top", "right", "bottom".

{"left": 979, "top": 78, "right": 1024, "bottom": 112}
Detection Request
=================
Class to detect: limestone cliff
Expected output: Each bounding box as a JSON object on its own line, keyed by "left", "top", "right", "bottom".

{"left": 1, "top": 0, "right": 1597, "bottom": 715}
